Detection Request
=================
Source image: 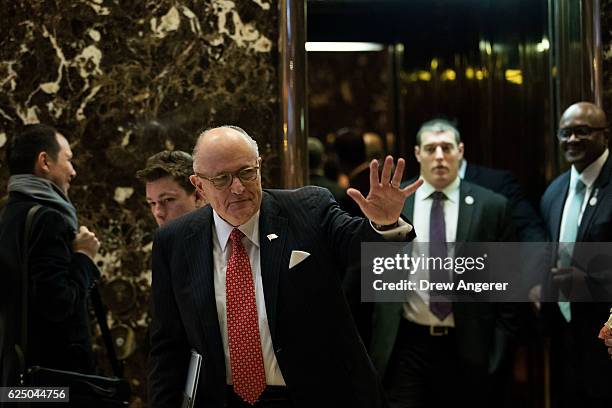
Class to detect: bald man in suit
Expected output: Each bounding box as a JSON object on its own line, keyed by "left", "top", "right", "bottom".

{"left": 148, "top": 125, "right": 423, "bottom": 408}
{"left": 539, "top": 102, "right": 612, "bottom": 408}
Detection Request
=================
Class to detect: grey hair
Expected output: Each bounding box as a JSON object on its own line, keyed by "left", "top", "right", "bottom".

{"left": 416, "top": 119, "right": 461, "bottom": 146}
{"left": 193, "top": 125, "right": 260, "bottom": 158}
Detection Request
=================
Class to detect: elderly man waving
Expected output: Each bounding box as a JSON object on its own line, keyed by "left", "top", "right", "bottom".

{"left": 148, "top": 125, "right": 422, "bottom": 408}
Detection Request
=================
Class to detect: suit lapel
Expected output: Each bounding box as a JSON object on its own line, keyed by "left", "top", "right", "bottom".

{"left": 577, "top": 156, "right": 611, "bottom": 241}
{"left": 258, "top": 192, "right": 288, "bottom": 341}
{"left": 184, "top": 206, "right": 226, "bottom": 377}
{"left": 550, "top": 174, "right": 569, "bottom": 242}
{"left": 402, "top": 191, "right": 415, "bottom": 221}
{"left": 456, "top": 181, "right": 475, "bottom": 242}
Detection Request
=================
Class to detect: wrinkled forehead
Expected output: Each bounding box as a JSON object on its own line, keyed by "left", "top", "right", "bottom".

{"left": 195, "top": 131, "right": 258, "bottom": 173}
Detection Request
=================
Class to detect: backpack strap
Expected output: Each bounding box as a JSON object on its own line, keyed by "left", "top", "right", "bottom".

{"left": 15, "top": 204, "right": 42, "bottom": 384}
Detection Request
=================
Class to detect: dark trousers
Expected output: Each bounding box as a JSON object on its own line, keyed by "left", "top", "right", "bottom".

{"left": 384, "top": 319, "right": 463, "bottom": 408}
{"left": 226, "top": 386, "right": 293, "bottom": 408}
{"left": 549, "top": 311, "right": 612, "bottom": 408}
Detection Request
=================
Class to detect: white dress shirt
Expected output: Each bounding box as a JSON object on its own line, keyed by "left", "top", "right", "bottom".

{"left": 402, "top": 176, "right": 461, "bottom": 327}
{"left": 459, "top": 159, "right": 467, "bottom": 178}
{"left": 211, "top": 201, "right": 413, "bottom": 385}
{"left": 559, "top": 149, "right": 609, "bottom": 242}
{"left": 212, "top": 211, "right": 286, "bottom": 386}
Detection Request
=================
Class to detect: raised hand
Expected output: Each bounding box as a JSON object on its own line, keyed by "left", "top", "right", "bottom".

{"left": 347, "top": 155, "right": 423, "bottom": 226}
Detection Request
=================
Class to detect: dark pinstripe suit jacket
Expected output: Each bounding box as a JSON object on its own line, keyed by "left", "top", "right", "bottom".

{"left": 148, "top": 186, "right": 407, "bottom": 408}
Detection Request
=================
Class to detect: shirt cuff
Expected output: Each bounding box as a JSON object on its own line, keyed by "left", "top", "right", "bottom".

{"left": 370, "top": 218, "right": 413, "bottom": 239}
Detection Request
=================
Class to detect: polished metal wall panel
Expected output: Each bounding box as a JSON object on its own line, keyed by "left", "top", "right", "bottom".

{"left": 279, "top": 0, "right": 308, "bottom": 187}
{"left": 308, "top": 0, "right": 553, "bottom": 203}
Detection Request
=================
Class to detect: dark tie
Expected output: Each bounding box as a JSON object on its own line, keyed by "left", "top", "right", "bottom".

{"left": 429, "top": 191, "right": 452, "bottom": 321}
{"left": 226, "top": 228, "right": 266, "bottom": 405}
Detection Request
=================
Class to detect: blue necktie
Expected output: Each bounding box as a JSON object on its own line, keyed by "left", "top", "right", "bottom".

{"left": 429, "top": 191, "right": 452, "bottom": 321}
{"left": 558, "top": 179, "right": 586, "bottom": 322}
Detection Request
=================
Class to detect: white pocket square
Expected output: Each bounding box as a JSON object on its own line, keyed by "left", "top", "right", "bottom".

{"left": 289, "top": 250, "right": 310, "bottom": 269}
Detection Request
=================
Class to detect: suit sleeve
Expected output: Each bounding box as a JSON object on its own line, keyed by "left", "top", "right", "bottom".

{"left": 307, "top": 187, "right": 415, "bottom": 347}
{"left": 148, "top": 228, "right": 190, "bottom": 408}
{"left": 28, "top": 210, "right": 98, "bottom": 323}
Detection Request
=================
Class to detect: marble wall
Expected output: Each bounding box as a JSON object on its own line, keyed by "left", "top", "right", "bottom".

{"left": 0, "top": 1, "right": 279, "bottom": 405}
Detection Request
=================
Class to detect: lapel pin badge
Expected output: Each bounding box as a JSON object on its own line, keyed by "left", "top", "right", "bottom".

{"left": 589, "top": 188, "right": 599, "bottom": 207}
{"left": 465, "top": 195, "right": 474, "bottom": 205}
{"left": 267, "top": 233, "right": 278, "bottom": 241}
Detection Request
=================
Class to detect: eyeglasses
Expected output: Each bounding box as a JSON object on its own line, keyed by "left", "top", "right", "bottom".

{"left": 195, "top": 165, "right": 260, "bottom": 189}
{"left": 557, "top": 126, "right": 607, "bottom": 141}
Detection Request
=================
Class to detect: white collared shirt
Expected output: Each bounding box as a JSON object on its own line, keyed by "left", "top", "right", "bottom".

{"left": 212, "top": 211, "right": 286, "bottom": 385}
{"left": 459, "top": 159, "right": 467, "bottom": 178}
{"left": 402, "top": 176, "right": 461, "bottom": 327}
{"left": 559, "top": 149, "right": 609, "bottom": 241}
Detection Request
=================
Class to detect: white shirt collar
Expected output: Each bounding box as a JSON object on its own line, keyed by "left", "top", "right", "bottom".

{"left": 571, "top": 148, "right": 609, "bottom": 189}
{"left": 459, "top": 159, "right": 467, "bottom": 179}
{"left": 213, "top": 210, "right": 260, "bottom": 251}
{"left": 417, "top": 176, "right": 460, "bottom": 203}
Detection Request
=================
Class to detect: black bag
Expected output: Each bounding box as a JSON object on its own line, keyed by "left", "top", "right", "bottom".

{"left": 14, "top": 205, "right": 131, "bottom": 407}
{"left": 27, "top": 366, "right": 130, "bottom": 407}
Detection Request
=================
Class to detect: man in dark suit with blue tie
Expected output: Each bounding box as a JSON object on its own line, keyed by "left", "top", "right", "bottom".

{"left": 539, "top": 101, "right": 612, "bottom": 408}
{"left": 148, "top": 125, "right": 422, "bottom": 408}
{"left": 369, "top": 119, "right": 517, "bottom": 408}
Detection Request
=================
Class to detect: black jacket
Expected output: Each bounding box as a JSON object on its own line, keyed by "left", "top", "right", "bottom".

{"left": 148, "top": 187, "right": 415, "bottom": 408}
{"left": 464, "top": 162, "right": 546, "bottom": 242}
{"left": 371, "top": 180, "right": 518, "bottom": 406}
{"left": 539, "top": 155, "right": 612, "bottom": 400}
{"left": 0, "top": 192, "right": 99, "bottom": 387}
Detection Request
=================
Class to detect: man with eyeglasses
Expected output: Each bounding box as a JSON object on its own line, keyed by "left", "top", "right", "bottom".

{"left": 539, "top": 102, "right": 612, "bottom": 407}
{"left": 137, "top": 150, "right": 205, "bottom": 227}
{"left": 148, "top": 125, "right": 422, "bottom": 408}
